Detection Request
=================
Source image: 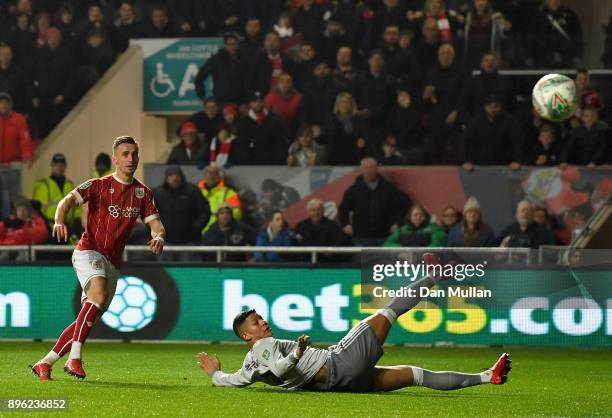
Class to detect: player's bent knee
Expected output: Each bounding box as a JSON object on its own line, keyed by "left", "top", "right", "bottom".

{"left": 86, "top": 276, "right": 109, "bottom": 307}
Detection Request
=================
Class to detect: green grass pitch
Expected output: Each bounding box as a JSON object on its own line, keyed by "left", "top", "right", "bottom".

{"left": 0, "top": 342, "right": 610, "bottom": 417}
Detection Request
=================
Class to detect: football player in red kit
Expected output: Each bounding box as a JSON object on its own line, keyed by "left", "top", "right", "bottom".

{"left": 31, "top": 136, "right": 166, "bottom": 380}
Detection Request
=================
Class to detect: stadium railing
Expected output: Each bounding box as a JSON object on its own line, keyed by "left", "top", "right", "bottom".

{"left": 470, "top": 68, "right": 612, "bottom": 109}
{"left": 0, "top": 245, "right": 544, "bottom": 264}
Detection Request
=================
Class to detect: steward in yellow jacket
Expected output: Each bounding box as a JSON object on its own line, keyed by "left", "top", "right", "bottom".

{"left": 32, "top": 153, "right": 82, "bottom": 240}
{"left": 198, "top": 165, "right": 241, "bottom": 233}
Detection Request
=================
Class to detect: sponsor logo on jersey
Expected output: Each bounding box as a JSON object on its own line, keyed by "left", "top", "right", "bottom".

{"left": 90, "top": 259, "right": 103, "bottom": 271}
{"left": 79, "top": 181, "right": 92, "bottom": 190}
{"left": 108, "top": 205, "right": 141, "bottom": 218}
{"left": 244, "top": 359, "right": 259, "bottom": 372}
{"left": 135, "top": 188, "right": 145, "bottom": 199}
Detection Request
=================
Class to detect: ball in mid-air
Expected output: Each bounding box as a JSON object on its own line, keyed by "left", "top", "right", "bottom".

{"left": 532, "top": 73, "right": 578, "bottom": 122}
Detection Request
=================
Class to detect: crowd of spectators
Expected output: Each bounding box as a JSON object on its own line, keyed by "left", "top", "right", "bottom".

{"left": 186, "top": 156, "right": 558, "bottom": 262}
{"left": 0, "top": 0, "right": 609, "bottom": 257}
{"left": 0, "top": 0, "right": 610, "bottom": 168}
{"left": 161, "top": 0, "right": 611, "bottom": 169}
{"left": 0, "top": 152, "right": 581, "bottom": 259}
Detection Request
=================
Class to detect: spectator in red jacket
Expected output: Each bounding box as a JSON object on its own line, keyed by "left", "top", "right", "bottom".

{"left": 571, "top": 68, "right": 604, "bottom": 128}
{"left": 0, "top": 198, "right": 48, "bottom": 245}
{"left": 264, "top": 72, "right": 302, "bottom": 136}
{"left": 0, "top": 92, "right": 32, "bottom": 165}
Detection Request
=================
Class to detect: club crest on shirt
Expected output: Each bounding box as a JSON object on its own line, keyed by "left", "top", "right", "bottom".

{"left": 109, "top": 187, "right": 114, "bottom": 194}
{"left": 262, "top": 349, "right": 271, "bottom": 360}
{"left": 135, "top": 187, "right": 145, "bottom": 199}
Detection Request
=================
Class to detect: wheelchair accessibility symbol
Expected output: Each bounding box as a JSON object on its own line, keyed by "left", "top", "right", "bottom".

{"left": 150, "top": 62, "right": 176, "bottom": 98}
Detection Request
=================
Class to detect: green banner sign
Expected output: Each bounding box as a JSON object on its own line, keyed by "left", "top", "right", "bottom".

{"left": 133, "top": 38, "right": 223, "bottom": 113}
{"left": 0, "top": 266, "right": 610, "bottom": 347}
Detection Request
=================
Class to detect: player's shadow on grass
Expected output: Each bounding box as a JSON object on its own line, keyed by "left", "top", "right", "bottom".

{"left": 246, "top": 388, "right": 512, "bottom": 399}
{"left": 380, "top": 392, "right": 513, "bottom": 399}
{"left": 81, "top": 380, "right": 185, "bottom": 390}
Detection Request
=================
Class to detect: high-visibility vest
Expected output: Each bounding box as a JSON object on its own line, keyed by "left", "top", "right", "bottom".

{"left": 32, "top": 176, "right": 81, "bottom": 226}
{"left": 197, "top": 179, "right": 242, "bottom": 233}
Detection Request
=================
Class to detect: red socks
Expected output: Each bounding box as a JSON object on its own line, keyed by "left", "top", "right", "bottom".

{"left": 52, "top": 321, "right": 76, "bottom": 357}
{"left": 69, "top": 301, "right": 101, "bottom": 359}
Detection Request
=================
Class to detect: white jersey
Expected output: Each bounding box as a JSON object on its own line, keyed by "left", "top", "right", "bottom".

{"left": 211, "top": 337, "right": 329, "bottom": 390}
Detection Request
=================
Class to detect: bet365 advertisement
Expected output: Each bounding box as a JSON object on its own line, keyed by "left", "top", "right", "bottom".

{"left": 0, "top": 265, "right": 610, "bottom": 347}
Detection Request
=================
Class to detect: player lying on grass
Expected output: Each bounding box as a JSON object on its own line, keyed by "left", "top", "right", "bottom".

{"left": 198, "top": 253, "right": 511, "bottom": 392}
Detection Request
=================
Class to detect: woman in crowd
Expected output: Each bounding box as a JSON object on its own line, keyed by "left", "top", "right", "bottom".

{"left": 447, "top": 196, "right": 495, "bottom": 247}
{"left": 463, "top": 0, "right": 512, "bottom": 68}
{"left": 441, "top": 205, "right": 462, "bottom": 234}
{"left": 255, "top": 210, "right": 293, "bottom": 262}
{"left": 324, "top": 92, "right": 369, "bottom": 165}
{"left": 384, "top": 203, "right": 447, "bottom": 247}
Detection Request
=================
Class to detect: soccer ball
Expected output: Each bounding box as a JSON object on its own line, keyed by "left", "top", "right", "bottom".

{"left": 102, "top": 276, "right": 157, "bottom": 332}
{"left": 532, "top": 74, "right": 578, "bottom": 122}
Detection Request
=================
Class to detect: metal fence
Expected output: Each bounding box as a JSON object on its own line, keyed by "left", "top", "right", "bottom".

{"left": 0, "top": 245, "right": 549, "bottom": 264}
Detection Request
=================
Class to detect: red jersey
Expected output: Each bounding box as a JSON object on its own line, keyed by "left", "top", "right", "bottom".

{"left": 71, "top": 174, "right": 159, "bottom": 269}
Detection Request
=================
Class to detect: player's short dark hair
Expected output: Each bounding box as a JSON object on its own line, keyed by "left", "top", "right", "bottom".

{"left": 112, "top": 136, "right": 139, "bottom": 154}
{"left": 233, "top": 309, "right": 256, "bottom": 339}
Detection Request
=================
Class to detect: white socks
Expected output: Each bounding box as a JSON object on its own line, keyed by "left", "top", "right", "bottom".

{"left": 69, "top": 342, "right": 83, "bottom": 360}
{"left": 41, "top": 351, "right": 60, "bottom": 366}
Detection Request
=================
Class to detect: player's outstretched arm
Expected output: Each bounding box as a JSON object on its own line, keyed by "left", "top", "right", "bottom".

{"left": 147, "top": 218, "right": 166, "bottom": 256}
{"left": 52, "top": 194, "right": 77, "bottom": 242}
{"left": 198, "top": 352, "right": 220, "bottom": 376}
{"left": 197, "top": 352, "right": 253, "bottom": 388}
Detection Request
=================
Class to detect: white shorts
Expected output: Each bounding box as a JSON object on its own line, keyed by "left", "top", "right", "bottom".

{"left": 72, "top": 250, "right": 120, "bottom": 310}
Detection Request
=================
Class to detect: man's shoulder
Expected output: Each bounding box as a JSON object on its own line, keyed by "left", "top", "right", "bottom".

{"left": 75, "top": 177, "right": 101, "bottom": 190}
{"left": 529, "top": 222, "right": 550, "bottom": 234}
{"left": 34, "top": 176, "right": 50, "bottom": 186}
{"left": 252, "top": 337, "right": 277, "bottom": 355}
{"left": 502, "top": 222, "right": 520, "bottom": 234}
{"left": 377, "top": 175, "right": 400, "bottom": 192}
{"left": 152, "top": 183, "right": 166, "bottom": 195}
{"left": 314, "top": 217, "right": 339, "bottom": 230}
{"left": 8, "top": 111, "right": 27, "bottom": 124}
{"left": 348, "top": 175, "right": 365, "bottom": 189}
{"left": 184, "top": 182, "right": 202, "bottom": 194}
{"left": 501, "top": 111, "right": 519, "bottom": 124}
{"left": 235, "top": 220, "right": 256, "bottom": 234}
{"left": 203, "top": 222, "right": 221, "bottom": 235}
{"left": 294, "top": 218, "right": 312, "bottom": 230}
{"left": 170, "top": 142, "right": 187, "bottom": 153}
